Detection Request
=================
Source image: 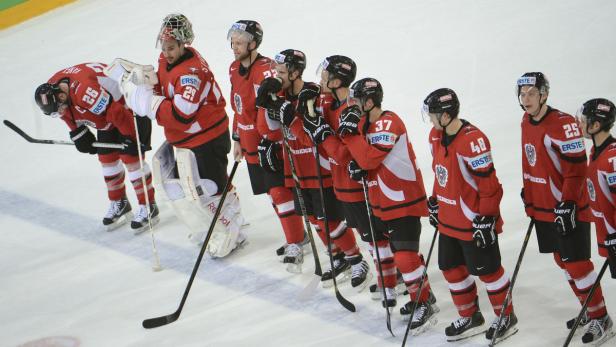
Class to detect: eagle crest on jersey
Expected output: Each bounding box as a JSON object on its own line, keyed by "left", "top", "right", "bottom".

{"left": 436, "top": 164, "right": 448, "bottom": 187}
{"left": 233, "top": 93, "right": 243, "bottom": 114}
{"left": 524, "top": 143, "right": 536, "bottom": 166}
{"left": 586, "top": 178, "right": 596, "bottom": 202}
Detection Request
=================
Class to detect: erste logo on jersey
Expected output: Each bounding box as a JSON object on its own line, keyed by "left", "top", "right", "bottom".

{"left": 233, "top": 93, "right": 243, "bottom": 114}
{"left": 524, "top": 143, "right": 536, "bottom": 166}
{"left": 559, "top": 138, "right": 585, "bottom": 154}
{"left": 468, "top": 152, "right": 492, "bottom": 170}
{"left": 90, "top": 91, "right": 110, "bottom": 115}
{"left": 436, "top": 164, "right": 448, "bottom": 187}
{"left": 180, "top": 75, "right": 201, "bottom": 89}
{"left": 586, "top": 178, "right": 596, "bottom": 202}
{"left": 368, "top": 132, "right": 397, "bottom": 146}
{"left": 606, "top": 172, "right": 616, "bottom": 186}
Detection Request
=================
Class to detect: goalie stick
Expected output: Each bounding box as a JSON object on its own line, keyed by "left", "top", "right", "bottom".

{"left": 4, "top": 120, "right": 124, "bottom": 149}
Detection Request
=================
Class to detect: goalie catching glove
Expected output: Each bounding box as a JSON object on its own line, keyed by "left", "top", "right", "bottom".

{"left": 120, "top": 69, "right": 165, "bottom": 120}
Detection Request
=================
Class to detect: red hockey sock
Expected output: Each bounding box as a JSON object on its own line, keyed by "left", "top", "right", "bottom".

{"left": 269, "top": 186, "right": 304, "bottom": 244}
{"left": 126, "top": 162, "right": 155, "bottom": 205}
{"left": 479, "top": 266, "right": 512, "bottom": 316}
{"left": 395, "top": 250, "right": 430, "bottom": 302}
{"left": 101, "top": 159, "right": 126, "bottom": 201}
{"left": 317, "top": 219, "right": 359, "bottom": 257}
{"left": 565, "top": 260, "right": 607, "bottom": 319}
{"left": 443, "top": 265, "right": 478, "bottom": 317}
{"left": 370, "top": 240, "right": 397, "bottom": 288}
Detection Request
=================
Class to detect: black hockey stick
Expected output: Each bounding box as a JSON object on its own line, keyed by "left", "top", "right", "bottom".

{"left": 401, "top": 225, "right": 438, "bottom": 346}
{"left": 563, "top": 258, "right": 610, "bottom": 347}
{"left": 4, "top": 119, "right": 124, "bottom": 149}
{"left": 360, "top": 177, "right": 394, "bottom": 336}
{"left": 142, "top": 161, "right": 240, "bottom": 329}
{"left": 280, "top": 123, "right": 322, "bottom": 278}
{"left": 307, "top": 99, "right": 355, "bottom": 313}
{"left": 488, "top": 220, "right": 535, "bottom": 346}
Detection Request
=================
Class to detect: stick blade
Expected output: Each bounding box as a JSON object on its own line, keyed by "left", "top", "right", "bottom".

{"left": 335, "top": 289, "right": 356, "bottom": 312}
{"left": 142, "top": 312, "right": 179, "bottom": 329}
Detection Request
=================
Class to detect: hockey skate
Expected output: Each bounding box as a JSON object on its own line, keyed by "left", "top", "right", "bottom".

{"left": 400, "top": 290, "right": 439, "bottom": 318}
{"left": 283, "top": 243, "right": 304, "bottom": 274}
{"left": 102, "top": 197, "right": 132, "bottom": 231}
{"left": 445, "top": 310, "right": 486, "bottom": 342}
{"left": 276, "top": 231, "right": 311, "bottom": 261}
{"left": 369, "top": 284, "right": 398, "bottom": 307}
{"left": 567, "top": 311, "right": 591, "bottom": 330}
{"left": 370, "top": 271, "right": 407, "bottom": 299}
{"left": 408, "top": 301, "right": 438, "bottom": 336}
{"left": 321, "top": 252, "right": 351, "bottom": 288}
{"left": 349, "top": 256, "right": 372, "bottom": 292}
{"left": 486, "top": 312, "right": 518, "bottom": 343}
{"left": 131, "top": 203, "right": 160, "bottom": 234}
{"left": 581, "top": 315, "right": 615, "bottom": 346}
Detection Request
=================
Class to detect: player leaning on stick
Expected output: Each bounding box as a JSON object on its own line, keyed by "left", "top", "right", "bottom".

{"left": 34, "top": 62, "right": 156, "bottom": 232}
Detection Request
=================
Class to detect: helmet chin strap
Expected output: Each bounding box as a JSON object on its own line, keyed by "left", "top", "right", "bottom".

{"left": 437, "top": 113, "right": 453, "bottom": 133}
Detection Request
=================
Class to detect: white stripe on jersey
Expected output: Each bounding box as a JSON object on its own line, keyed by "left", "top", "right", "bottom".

{"left": 544, "top": 134, "right": 563, "bottom": 174}
{"left": 549, "top": 177, "right": 563, "bottom": 201}
{"left": 457, "top": 153, "right": 478, "bottom": 191}
{"left": 381, "top": 133, "right": 416, "bottom": 181}
{"left": 173, "top": 94, "right": 199, "bottom": 115}
{"left": 598, "top": 170, "right": 616, "bottom": 205}
{"left": 377, "top": 174, "right": 405, "bottom": 202}
{"left": 460, "top": 197, "right": 478, "bottom": 222}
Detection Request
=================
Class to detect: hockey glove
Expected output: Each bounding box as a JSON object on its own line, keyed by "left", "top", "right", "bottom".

{"left": 554, "top": 201, "right": 576, "bottom": 236}
{"left": 297, "top": 83, "right": 321, "bottom": 115}
{"left": 266, "top": 98, "right": 296, "bottom": 127}
{"left": 256, "top": 77, "right": 283, "bottom": 109}
{"left": 120, "top": 136, "right": 151, "bottom": 156}
{"left": 604, "top": 233, "right": 616, "bottom": 278}
{"left": 348, "top": 160, "right": 367, "bottom": 181}
{"left": 303, "top": 112, "right": 333, "bottom": 145}
{"left": 69, "top": 125, "right": 97, "bottom": 154}
{"left": 257, "top": 138, "right": 283, "bottom": 172}
{"left": 427, "top": 196, "right": 439, "bottom": 227}
{"left": 472, "top": 215, "right": 496, "bottom": 249}
{"left": 338, "top": 105, "right": 362, "bottom": 137}
{"left": 121, "top": 71, "right": 164, "bottom": 119}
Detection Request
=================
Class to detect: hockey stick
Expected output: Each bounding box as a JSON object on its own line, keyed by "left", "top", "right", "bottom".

{"left": 132, "top": 115, "right": 161, "bottom": 272}
{"left": 360, "top": 177, "right": 394, "bottom": 336}
{"left": 307, "top": 99, "right": 355, "bottom": 313}
{"left": 488, "top": 220, "right": 535, "bottom": 346}
{"left": 142, "top": 161, "right": 240, "bottom": 329}
{"left": 563, "top": 258, "right": 610, "bottom": 347}
{"left": 401, "top": 225, "right": 438, "bottom": 346}
{"left": 4, "top": 119, "right": 124, "bottom": 149}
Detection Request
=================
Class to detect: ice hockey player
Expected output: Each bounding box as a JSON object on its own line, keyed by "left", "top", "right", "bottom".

{"left": 575, "top": 98, "right": 615, "bottom": 345}
{"left": 34, "top": 62, "right": 156, "bottom": 233}
{"left": 112, "top": 14, "right": 246, "bottom": 257}
{"left": 517, "top": 72, "right": 609, "bottom": 341}
{"left": 424, "top": 88, "right": 517, "bottom": 342}
{"left": 339, "top": 77, "right": 437, "bottom": 332}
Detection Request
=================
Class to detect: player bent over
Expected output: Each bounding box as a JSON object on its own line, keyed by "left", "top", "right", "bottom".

{"left": 517, "top": 72, "right": 608, "bottom": 341}
{"left": 425, "top": 88, "right": 517, "bottom": 342}
{"left": 111, "top": 14, "right": 246, "bottom": 257}
{"left": 34, "top": 62, "right": 156, "bottom": 233}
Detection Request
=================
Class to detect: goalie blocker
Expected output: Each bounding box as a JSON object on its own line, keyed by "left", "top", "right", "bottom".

{"left": 152, "top": 141, "right": 247, "bottom": 257}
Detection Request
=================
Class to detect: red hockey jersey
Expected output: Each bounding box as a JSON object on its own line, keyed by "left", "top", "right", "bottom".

{"left": 521, "top": 107, "right": 590, "bottom": 222}
{"left": 429, "top": 121, "right": 504, "bottom": 241}
{"left": 229, "top": 55, "right": 275, "bottom": 164}
{"left": 49, "top": 62, "right": 133, "bottom": 135}
{"left": 344, "top": 111, "right": 428, "bottom": 220}
{"left": 320, "top": 94, "right": 365, "bottom": 202}
{"left": 586, "top": 137, "right": 616, "bottom": 257}
{"left": 155, "top": 47, "right": 228, "bottom": 149}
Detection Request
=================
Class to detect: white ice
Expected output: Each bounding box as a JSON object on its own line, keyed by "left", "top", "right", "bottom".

{"left": 1, "top": 0, "right": 615, "bottom": 346}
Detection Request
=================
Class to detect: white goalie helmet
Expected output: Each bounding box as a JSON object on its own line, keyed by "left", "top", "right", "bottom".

{"left": 156, "top": 13, "right": 194, "bottom": 48}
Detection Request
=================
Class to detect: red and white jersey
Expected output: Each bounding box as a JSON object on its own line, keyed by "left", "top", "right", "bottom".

{"left": 49, "top": 62, "right": 130, "bottom": 133}
{"left": 320, "top": 94, "right": 365, "bottom": 203}
{"left": 521, "top": 107, "right": 590, "bottom": 222}
{"left": 155, "top": 47, "right": 228, "bottom": 149}
{"left": 283, "top": 91, "right": 333, "bottom": 189}
{"left": 229, "top": 55, "right": 276, "bottom": 164}
{"left": 586, "top": 137, "right": 616, "bottom": 257}
{"left": 429, "top": 121, "right": 504, "bottom": 241}
{"left": 344, "top": 111, "right": 428, "bottom": 220}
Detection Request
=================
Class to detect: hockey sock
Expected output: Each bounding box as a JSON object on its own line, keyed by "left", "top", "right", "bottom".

{"left": 369, "top": 241, "right": 397, "bottom": 288}
{"left": 564, "top": 260, "right": 607, "bottom": 319}
{"left": 126, "top": 162, "right": 155, "bottom": 205}
{"left": 443, "top": 265, "right": 479, "bottom": 317}
{"left": 395, "top": 250, "right": 430, "bottom": 302}
{"left": 308, "top": 216, "right": 341, "bottom": 253}
{"left": 269, "top": 186, "right": 305, "bottom": 244}
{"left": 101, "top": 159, "right": 126, "bottom": 201}
{"left": 479, "top": 266, "right": 512, "bottom": 316}
{"left": 320, "top": 220, "right": 359, "bottom": 257}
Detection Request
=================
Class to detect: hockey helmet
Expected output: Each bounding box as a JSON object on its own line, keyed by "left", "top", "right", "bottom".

{"left": 227, "top": 20, "right": 263, "bottom": 48}
{"left": 422, "top": 88, "right": 460, "bottom": 119}
{"left": 577, "top": 98, "right": 616, "bottom": 132}
{"left": 517, "top": 72, "right": 549, "bottom": 96}
{"left": 317, "top": 55, "right": 357, "bottom": 88}
{"left": 34, "top": 83, "right": 60, "bottom": 116}
{"left": 274, "top": 49, "right": 306, "bottom": 74}
{"left": 350, "top": 78, "right": 383, "bottom": 107}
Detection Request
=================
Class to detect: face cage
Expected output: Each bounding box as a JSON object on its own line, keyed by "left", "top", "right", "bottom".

{"left": 156, "top": 22, "right": 194, "bottom": 48}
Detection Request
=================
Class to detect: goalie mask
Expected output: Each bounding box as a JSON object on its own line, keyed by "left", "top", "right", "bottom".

{"left": 156, "top": 13, "right": 194, "bottom": 48}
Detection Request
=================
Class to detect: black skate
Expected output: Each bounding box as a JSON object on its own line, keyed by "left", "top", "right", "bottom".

{"left": 102, "top": 197, "right": 132, "bottom": 231}
{"left": 321, "top": 252, "right": 351, "bottom": 288}
{"left": 582, "top": 315, "right": 615, "bottom": 346}
{"left": 283, "top": 243, "right": 304, "bottom": 274}
{"left": 276, "top": 231, "right": 311, "bottom": 260}
{"left": 486, "top": 312, "right": 518, "bottom": 343}
{"left": 348, "top": 255, "right": 372, "bottom": 292}
{"left": 400, "top": 290, "right": 439, "bottom": 318}
{"left": 408, "top": 301, "right": 437, "bottom": 336}
{"left": 568, "top": 311, "right": 591, "bottom": 330}
{"left": 131, "top": 203, "right": 160, "bottom": 234}
{"left": 445, "top": 310, "right": 486, "bottom": 342}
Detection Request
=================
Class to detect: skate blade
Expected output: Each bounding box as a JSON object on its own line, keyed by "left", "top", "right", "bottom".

{"left": 286, "top": 262, "right": 303, "bottom": 274}
{"left": 352, "top": 271, "right": 373, "bottom": 293}
{"left": 103, "top": 213, "right": 132, "bottom": 232}
{"left": 591, "top": 329, "right": 616, "bottom": 347}
{"left": 321, "top": 269, "right": 351, "bottom": 288}
{"left": 411, "top": 315, "right": 438, "bottom": 336}
{"left": 132, "top": 216, "right": 160, "bottom": 235}
{"left": 490, "top": 327, "right": 519, "bottom": 345}
{"left": 298, "top": 275, "right": 321, "bottom": 301}
{"left": 446, "top": 326, "right": 487, "bottom": 342}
